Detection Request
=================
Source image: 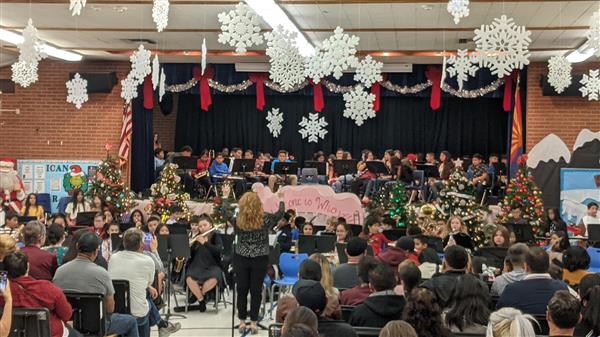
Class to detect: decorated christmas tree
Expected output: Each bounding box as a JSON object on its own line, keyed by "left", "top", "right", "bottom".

{"left": 211, "top": 181, "right": 236, "bottom": 225}
{"left": 436, "top": 168, "right": 485, "bottom": 246}
{"left": 368, "top": 181, "right": 409, "bottom": 227}
{"left": 499, "top": 154, "right": 544, "bottom": 232}
{"left": 149, "top": 163, "right": 190, "bottom": 220}
{"left": 87, "top": 155, "right": 135, "bottom": 214}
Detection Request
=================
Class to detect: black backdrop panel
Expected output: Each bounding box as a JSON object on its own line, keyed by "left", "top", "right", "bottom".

{"left": 175, "top": 94, "right": 507, "bottom": 162}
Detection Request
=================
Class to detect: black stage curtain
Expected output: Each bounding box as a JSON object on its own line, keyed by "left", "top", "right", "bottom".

{"left": 175, "top": 94, "right": 507, "bottom": 163}
{"left": 131, "top": 94, "right": 154, "bottom": 192}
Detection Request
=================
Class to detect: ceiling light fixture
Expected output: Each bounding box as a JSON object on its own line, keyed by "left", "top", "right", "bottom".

{"left": 566, "top": 43, "right": 595, "bottom": 63}
{"left": 244, "top": 0, "right": 315, "bottom": 57}
{"left": 0, "top": 28, "right": 82, "bottom": 61}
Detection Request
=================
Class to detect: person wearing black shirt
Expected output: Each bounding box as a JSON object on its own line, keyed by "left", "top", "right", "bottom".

{"left": 542, "top": 208, "right": 568, "bottom": 236}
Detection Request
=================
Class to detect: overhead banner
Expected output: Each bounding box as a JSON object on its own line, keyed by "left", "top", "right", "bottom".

{"left": 17, "top": 160, "right": 101, "bottom": 213}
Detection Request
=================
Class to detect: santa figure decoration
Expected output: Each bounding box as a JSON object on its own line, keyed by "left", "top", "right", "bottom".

{"left": 0, "top": 158, "right": 26, "bottom": 213}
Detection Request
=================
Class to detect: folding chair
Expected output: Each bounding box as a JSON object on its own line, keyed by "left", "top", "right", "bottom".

{"left": 3, "top": 307, "right": 52, "bottom": 337}
{"left": 269, "top": 253, "right": 309, "bottom": 319}
{"left": 112, "top": 280, "right": 131, "bottom": 315}
{"left": 299, "top": 168, "right": 319, "bottom": 184}
{"left": 64, "top": 292, "right": 106, "bottom": 337}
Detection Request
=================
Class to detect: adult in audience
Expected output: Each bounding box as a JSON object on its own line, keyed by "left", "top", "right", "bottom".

{"left": 21, "top": 221, "right": 57, "bottom": 280}
{"left": 108, "top": 228, "right": 156, "bottom": 337}
{"left": 378, "top": 236, "right": 419, "bottom": 273}
{"left": 418, "top": 247, "right": 442, "bottom": 279}
{"left": 63, "top": 228, "right": 108, "bottom": 268}
{"left": 542, "top": 208, "right": 568, "bottom": 236}
{"left": 575, "top": 273, "right": 600, "bottom": 336}
{"left": 293, "top": 280, "right": 357, "bottom": 337}
{"left": 281, "top": 306, "right": 318, "bottom": 336}
{"left": 20, "top": 193, "right": 45, "bottom": 220}
{"left": 333, "top": 237, "right": 366, "bottom": 289}
{"left": 491, "top": 243, "right": 529, "bottom": 296}
{"left": 349, "top": 264, "right": 406, "bottom": 328}
{"left": 65, "top": 189, "right": 90, "bottom": 226}
{"left": 442, "top": 216, "right": 474, "bottom": 251}
{"left": 340, "top": 256, "right": 378, "bottom": 306}
{"left": 487, "top": 307, "right": 537, "bottom": 337}
{"left": 53, "top": 232, "right": 145, "bottom": 337}
{"left": 396, "top": 260, "right": 421, "bottom": 297}
{"left": 0, "top": 275, "right": 11, "bottom": 337}
{"left": 490, "top": 225, "right": 511, "bottom": 248}
{"left": 402, "top": 288, "right": 451, "bottom": 337}
{"left": 579, "top": 202, "right": 599, "bottom": 236}
{"left": 309, "top": 254, "right": 341, "bottom": 320}
{"left": 562, "top": 246, "right": 591, "bottom": 288}
{"left": 280, "top": 325, "right": 318, "bottom": 337}
{"left": 2, "top": 251, "right": 78, "bottom": 337}
{"left": 0, "top": 235, "right": 16, "bottom": 265}
{"left": 43, "top": 223, "right": 68, "bottom": 265}
{"left": 546, "top": 290, "right": 581, "bottom": 337}
{"left": 268, "top": 150, "right": 298, "bottom": 192}
{"left": 443, "top": 273, "right": 490, "bottom": 334}
{"left": 497, "top": 247, "right": 568, "bottom": 315}
{"left": 379, "top": 320, "right": 418, "bottom": 337}
{"left": 0, "top": 211, "right": 21, "bottom": 238}
{"left": 467, "top": 153, "right": 488, "bottom": 201}
{"left": 422, "top": 245, "right": 487, "bottom": 308}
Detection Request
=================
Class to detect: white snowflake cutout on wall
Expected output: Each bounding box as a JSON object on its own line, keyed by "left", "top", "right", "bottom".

{"left": 343, "top": 86, "right": 376, "bottom": 126}
{"left": 320, "top": 27, "right": 360, "bottom": 79}
{"left": 587, "top": 11, "right": 600, "bottom": 57}
{"left": 121, "top": 74, "right": 138, "bottom": 103}
{"left": 217, "top": 2, "right": 263, "bottom": 54}
{"left": 446, "top": 49, "right": 479, "bottom": 90}
{"left": 354, "top": 55, "right": 383, "bottom": 88}
{"left": 580, "top": 69, "right": 600, "bottom": 101}
{"left": 11, "top": 61, "right": 38, "bottom": 88}
{"left": 473, "top": 15, "right": 531, "bottom": 77}
{"left": 547, "top": 56, "right": 572, "bottom": 94}
{"left": 66, "top": 73, "right": 88, "bottom": 109}
{"left": 69, "top": 0, "right": 86, "bottom": 16}
{"left": 304, "top": 50, "right": 331, "bottom": 84}
{"left": 265, "top": 26, "right": 306, "bottom": 91}
{"left": 152, "top": 54, "right": 160, "bottom": 90}
{"left": 447, "top": 0, "right": 469, "bottom": 24}
{"left": 152, "top": 0, "right": 170, "bottom": 32}
{"left": 129, "top": 44, "right": 152, "bottom": 84}
{"left": 299, "top": 113, "right": 328, "bottom": 143}
{"left": 266, "top": 107, "right": 284, "bottom": 138}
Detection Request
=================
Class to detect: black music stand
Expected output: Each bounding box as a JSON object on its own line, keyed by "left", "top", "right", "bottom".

{"left": 231, "top": 159, "right": 256, "bottom": 175}
{"left": 168, "top": 222, "right": 190, "bottom": 235}
{"left": 506, "top": 223, "right": 535, "bottom": 244}
{"left": 110, "top": 233, "right": 122, "bottom": 252}
{"left": 118, "top": 223, "right": 134, "bottom": 233}
{"left": 333, "top": 160, "right": 358, "bottom": 192}
{"left": 75, "top": 212, "right": 96, "bottom": 226}
{"left": 366, "top": 161, "right": 390, "bottom": 195}
{"left": 383, "top": 229, "right": 405, "bottom": 241}
{"left": 416, "top": 164, "right": 440, "bottom": 179}
{"left": 172, "top": 156, "right": 198, "bottom": 170}
{"left": 262, "top": 161, "right": 272, "bottom": 175}
{"left": 304, "top": 161, "right": 327, "bottom": 176}
{"left": 315, "top": 235, "right": 336, "bottom": 253}
{"left": 298, "top": 235, "right": 316, "bottom": 254}
{"left": 17, "top": 216, "right": 37, "bottom": 224}
{"left": 158, "top": 234, "right": 190, "bottom": 321}
{"left": 475, "top": 247, "right": 508, "bottom": 270}
{"left": 336, "top": 243, "right": 348, "bottom": 264}
{"left": 588, "top": 224, "right": 600, "bottom": 247}
{"left": 274, "top": 162, "right": 299, "bottom": 176}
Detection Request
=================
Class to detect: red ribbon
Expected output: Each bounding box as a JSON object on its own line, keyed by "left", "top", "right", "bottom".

{"left": 310, "top": 80, "right": 325, "bottom": 112}
{"left": 503, "top": 70, "right": 519, "bottom": 112}
{"left": 193, "top": 66, "right": 214, "bottom": 112}
{"left": 249, "top": 73, "right": 269, "bottom": 111}
{"left": 371, "top": 82, "right": 381, "bottom": 112}
{"left": 425, "top": 66, "right": 442, "bottom": 111}
{"left": 143, "top": 75, "right": 153, "bottom": 109}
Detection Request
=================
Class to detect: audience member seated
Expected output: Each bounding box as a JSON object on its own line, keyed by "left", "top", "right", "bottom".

{"left": 487, "top": 307, "right": 537, "bottom": 337}
{"left": 1, "top": 251, "right": 79, "bottom": 337}
{"left": 268, "top": 150, "right": 298, "bottom": 192}
{"left": 443, "top": 273, "right": 490, "bottom": 334}
{"left": 467, "top": 153, "right": 488, "bottom": 201}
{"left": 417, "top": 248, "right": 442, "bottom": 279}
{"left": 63, "top": 228, "right": 108, "bottom": 269}
{"left": 21, "top": 221, "right": 57, "bottom": 281}
{"left": 348, "top": 264, "right": 405, "bottom": 328}
{"left": 396, "top": 260, "right": 421, "bottom": 297}
{"left": 340, "top": 256, "right": 378, "bottom": 306}
{"left": 0, "top": 211, "right": 21, "bottom": 239}
{"left": 379, "top": 320, "right": 417, "bottom": 337}
{"left": 497, "top": 247, "right": 569, "bottom": 315}
{"left": 281, "top": 306, "right": 319, "bottom": 337}
{"left": 0, "top": 265, "right": 11, "bottom": 337}
{"left": 490, "top": 225, "right": 511, "bottom": 248}
{"left": 442, "top": 216, "right": 474, "bottom": 251}
{"left": 546, "top": 290, "right": 581, "bottom": 337}
{"left": 378, "top": 237, "right": 419, "bottom": 272}
{"left": 309, "top": 254, "right": 341, "bottom": 320}
{"left": 52, "top": 232, "right": 140, "bottom": 337}
{"left": 575, "top": 273, "right": 600, "bottom": 336}
{"left": 402, "top": 288, "right": 451, "bottom": 337}
{"left": 333, "top": 237, "right": 367, "bottom": 289}
{"left": 20, "top": 193, "right": 45, "bottom": 220}
{"left": 562, "top": 246, "right": 591, "bottom": 288}
{"left": 363, "top": 216, "right": 391, "bottom": 256}
{"left": 491, "top": 243, "right": 529, "bottom": 297}
{"left": 42, "top": 223, "right": 68, "bottom": 265}
{"left": 422, "top": 245, "right": 488, "bottom": 308}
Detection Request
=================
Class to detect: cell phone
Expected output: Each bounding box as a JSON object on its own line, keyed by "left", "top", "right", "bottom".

{"left": 143, "top": 233, "right": 153, "bottom": 251}
{"left": 0, "top": 271, "right": 7, "bottom": 290}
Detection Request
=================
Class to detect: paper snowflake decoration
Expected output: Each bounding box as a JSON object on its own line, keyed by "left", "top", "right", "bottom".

{"left": 152, "top": 54, "right": 160, "bottom": 90}
{"left": 121, "top": 74, "right": 138, "bottom": 103}
{"left": 299, "top": 113, "right": 328, "bottom": 143}
{"left": 446, "top": 49, "right": 479, "bottom": 90}
{"left": 69, "top": 0, "right": 86, "bottom": 16}
{"left": 304, "top": 51, "right": 331, "bottom": 84}
{"left": 217, "top": 2, "right": 263, "bottom": 53}
{"left": 343, "top": 86, "right": 376, "bottom": 126}
{"left": 66, "top": 73, "right": 88, "bottom": 109}
{"left": 320, "top": 27, "right": 360, "bottom": 79}
{"left": 447, "top": 0, "right": 469, "bottom": 24}
{"left": 201, "top": 38, "right": 207, "bottom": 75}
{"left": 265, "top": 26, "right": 306, "bottom": 91}
{"left": 11, "top": 61, "right": 38, "bottom": 88}
{"left": 129, "top": 44, "right": 152, "bottom": 84}
{"left": 11, "top": 19, "right": 46, "bottom": 87}
{"left": 580, "top": 69, "right": 600, "bottom": 101}
{"left": 354, "top": 55, "right": 383, "bottom": 88}
{"left": 152, "top": 0, "right": 169, "bottom": 32}
{"left": 473, "top": 15, "right": 531, "bottom": 77}
{"left": 159, "top": 67, "right": 166, "bottom": 102}
{"left": 266, "top": 107, "right": 284, "bottom": 138}
{"left": 547, "top": 56, "right": 572, "bottom": 94}
{"left": 587, "top": 11, "right": 600, "bottom": 57}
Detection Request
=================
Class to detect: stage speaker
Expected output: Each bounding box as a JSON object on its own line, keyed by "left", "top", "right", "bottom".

{"left": 539, "top": 74, "right": 584, "bottom": 97}
{"left": 69, "top": 72, "right": 117, "bottom": 93}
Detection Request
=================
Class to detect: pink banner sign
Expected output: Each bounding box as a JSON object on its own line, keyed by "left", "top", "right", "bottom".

{"left": 252, "top": 183, "right": 365, "bottom": 224}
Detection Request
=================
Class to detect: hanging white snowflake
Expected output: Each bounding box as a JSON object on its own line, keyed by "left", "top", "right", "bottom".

{"left": 152, "top": 54, "right": 160, "bottom": 90}
{"left": 473, "top": 15, "right": 531, "bottom": 77}
{"left": 580, "top": 69, "right": 600, "bottom": 101}
{"left": 217, "top": 2, "right": 263, "bottom": 54}
{"left": 266, "top": 107, "right": 284, "bottom": 138}
{"left": 69, "top": 0, "right": 86, "bottom": 16}
{"left": 299, "top": 113, "right": 328, "bottom": 143}
{"left": 129, "top": 44, "right": 152, "bottom": 84}
{"left": 121, "top": 74, "right": 138, "bottom": 103}
{"left": 320, "top": 27, "right": 360, "bottom": 79}
{"left": 66, "top": 73, "right": 88, "bottom": 109}
{"left": 152, "top": 0, "right": 169, "bottom": 32}
{"left": 11, "top": 19, "right": 46, "bottom": 88}
{"left": 447, "top": 0, "right": 469, "bottom": 24}
{"left": 304, "top": 50, "right": 331, "bottom": 84}
{"left": 446, "top": 49, "right": 479, "bottom": 90}
{"left": 354, "top": 55, "right": 383, "bottom": 88}
{"left": 159, "top": 67, "right": 166, "bottom": 102}
{"left": 343, "top": 86, "right": 376, "bottom": 126}
{"left": 587, "top": 11, "right": 600, "bottom": 57}
{"left": 201, "top": 38, "right": 207, "bottom": 75}
{"left": 11, "top": 61, "right": 38, "bottom": 88}
{"left": 265, "top": 26, "right": 306, "bottom": 91}
{"left": 547, "top": 56, "right": 572, "bottom": 94}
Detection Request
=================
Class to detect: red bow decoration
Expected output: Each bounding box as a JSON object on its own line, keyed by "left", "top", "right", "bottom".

{"left": 193, "top": 66, "right": 214, "bottom": 112}
{"left": 503, "top": 70, "right": 520, "bottom": 112}
{"left": 143, "top": 75, "right": 154, "bottom": 109}
{"left": 518, "top": 154, "right": 528, "bottom": 166}
{"left": 371, "top": 82, "right": 381, "bottom": 112}
{"left": 309, "top": 80, "right": 325, "bottom": 112}
{"left": 425, "top": 66, "right": 442, "bottom": 111}
{"left": 249, "top": 73, "right": 269, "bottom": 111}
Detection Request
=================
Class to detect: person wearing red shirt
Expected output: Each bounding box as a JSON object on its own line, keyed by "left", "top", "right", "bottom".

{"left": 195, "top": 150, "right": 212, "bottom": 192}
{"left": 340, "top": 256, "right": 379, "bottom": 306}
{"left": 20, "top": 221, "right": 58, "bottom": 281}
{"left": 1, "top": 251, "right": 79, "bottom": 337}
{"left": 361, "top": 217, "right": 391, "bottom": 256}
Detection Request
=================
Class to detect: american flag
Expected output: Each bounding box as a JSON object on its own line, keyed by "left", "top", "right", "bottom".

{"left": 118, "top": 103, "right": 133, "bottom": 166}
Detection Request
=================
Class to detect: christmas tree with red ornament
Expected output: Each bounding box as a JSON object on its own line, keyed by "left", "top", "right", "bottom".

{"left": 88, "top": 155, "right": 135, "bottom": 214}
{"left": 149, "top": 163, "right": 190, "bottom": 220}
{"left": 499, "top": 154, "right": 544, "bottom": 232}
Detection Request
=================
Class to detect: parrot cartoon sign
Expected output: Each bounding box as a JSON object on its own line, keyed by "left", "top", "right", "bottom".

{"left": 63, "top": 165, "right": 89, "bottom": 192}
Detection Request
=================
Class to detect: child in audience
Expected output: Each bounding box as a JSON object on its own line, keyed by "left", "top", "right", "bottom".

{"left": 43, "top": 224, "right": 68, "bottom": 265}
{"left": 364, "top": 216, "right": 391, "bottom": 256}
{"left": 443, "top": 216, "right": 474, "bottom": 251}
{"left": 562, "top": 246, "right": 591, "bottom": 287}
{"left": 396, "top": 260, "right": 421, "bottom": 297}
{"left": 340, "top": 256, "right": 378, "bottom": 306}
{"left": 379, "top": 321, "right": 418, "bottom": 337}
{"left": 489, "top": 225, "right": 511, "bottom": 248}
{"left": 418, "top": 248, "right": 442, "bottom": 279}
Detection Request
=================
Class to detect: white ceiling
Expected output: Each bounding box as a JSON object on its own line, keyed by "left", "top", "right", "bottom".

{"left": 0, "top": 0, "right": 598, "bottom": 64}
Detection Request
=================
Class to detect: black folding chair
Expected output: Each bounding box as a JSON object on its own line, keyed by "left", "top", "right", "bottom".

{"left": 112, "top": 280, "right": 131, "bottom": 315}
{"left": 1, "top": 307, "right": 52, "bottom": 337}
{"left": 341, "top": 305, "right": 356, "bottom": 323}
{"left": 353, "top": 326, "right": 381, "bottom": 337}
{"left": 533, "top": 314, "right": 549, "bottom": 335}
{"left": 64, "top": 292, "right": 106, "bottom": 337}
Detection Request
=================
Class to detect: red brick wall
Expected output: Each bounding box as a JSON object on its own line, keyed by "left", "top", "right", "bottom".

{"left": 526, "top": 62, "right": 600, "bottom": 151}
{"left": 152, "top": 98, "right": 177, "bottom": 152}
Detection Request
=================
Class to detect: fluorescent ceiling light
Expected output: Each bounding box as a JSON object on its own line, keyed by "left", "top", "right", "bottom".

{"left": 566, "top": 43, "right": 595, "bottom": 63}
{"left": 0, "top": 28, "right": 82, "bottom": 62}
{"left": 244, "top": 0, "right": 316, "bottom": 57}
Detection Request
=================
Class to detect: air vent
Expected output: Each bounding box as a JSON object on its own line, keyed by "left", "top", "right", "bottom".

{"left": 458, "top": 38, "right": 468, "bottom": 44}
{"left": 122, "top": 38, "right": 157, "bottom": 45}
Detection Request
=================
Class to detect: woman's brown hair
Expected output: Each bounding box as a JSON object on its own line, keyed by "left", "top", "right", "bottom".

{"left": 237, "top": 192, "right": 264, "bottom": 231}
{"left": 492, "top": 225, "right": 511, "bottom": 248}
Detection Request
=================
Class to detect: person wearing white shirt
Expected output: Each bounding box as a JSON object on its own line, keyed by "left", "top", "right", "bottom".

{"left": 579, "top": 202, "right": 600, "bottom": 236}
{"left": 64, "top": 189, "right": 90, "bottom": 226}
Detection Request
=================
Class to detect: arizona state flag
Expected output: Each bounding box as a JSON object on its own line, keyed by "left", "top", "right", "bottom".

{"left": 509, "top": 76, "right": 523, "bottom": 178}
